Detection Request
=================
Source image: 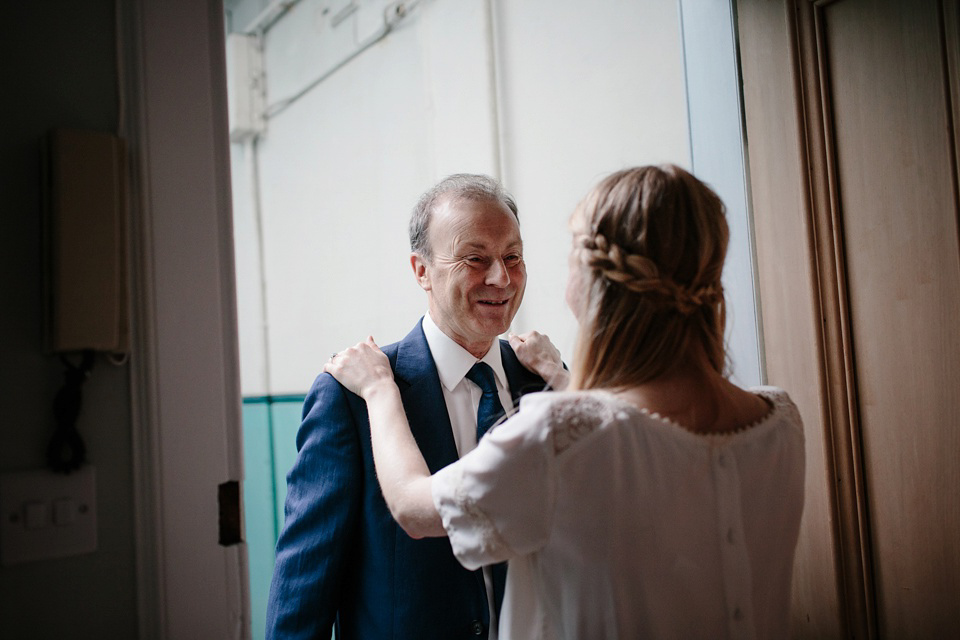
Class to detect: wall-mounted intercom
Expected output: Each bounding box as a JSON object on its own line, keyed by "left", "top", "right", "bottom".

{"left": 40, "top": 128, "right": 129, "bottom": 473}
{"left": 42, "top": 128, "right": 129, "bottom": 355}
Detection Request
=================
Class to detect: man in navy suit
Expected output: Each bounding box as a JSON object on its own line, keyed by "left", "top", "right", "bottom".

{"left": 266, "top": 174, "right": 548, "bottom": 639}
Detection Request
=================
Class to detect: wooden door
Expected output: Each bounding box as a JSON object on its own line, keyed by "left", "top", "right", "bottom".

{"left": 737, "top": 0, "right": 960, "bottom": 637}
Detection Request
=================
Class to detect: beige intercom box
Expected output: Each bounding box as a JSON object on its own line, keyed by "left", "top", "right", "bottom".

{"left": 42, "top": 129, "right": 129, "bottom": 355}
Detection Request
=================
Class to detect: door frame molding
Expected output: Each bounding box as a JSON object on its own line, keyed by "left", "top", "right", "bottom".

{"left": 792, "top": 2, "right": 876, "bottom": 636}
{"left": 737, "top": 0, "right": 877, "bottom": 636}
{"left": 121, "top": 0, "right": 249, "bottom": 637}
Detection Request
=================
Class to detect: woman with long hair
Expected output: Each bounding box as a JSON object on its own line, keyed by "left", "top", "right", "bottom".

{"left": 325, "top": 165, "right": 805, "bottom": 639}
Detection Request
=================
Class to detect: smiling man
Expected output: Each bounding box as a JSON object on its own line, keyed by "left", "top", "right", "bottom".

{"left": 266, "top": 174, "right": 550, "bottom": 640}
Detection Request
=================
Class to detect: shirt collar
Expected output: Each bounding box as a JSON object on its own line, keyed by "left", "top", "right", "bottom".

{"left": 422, "top": 312, "right": 507, "bottom": 392}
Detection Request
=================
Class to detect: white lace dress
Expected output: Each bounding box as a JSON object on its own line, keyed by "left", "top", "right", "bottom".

{"left": 431, "top": 387, "right": 805, "bottom": 640}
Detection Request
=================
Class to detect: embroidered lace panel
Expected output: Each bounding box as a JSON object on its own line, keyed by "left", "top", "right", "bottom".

{"left": 547, "top": 394, "right": 629, "bottom": 455}
{"left": 448, "top": 465, "right": 512, "bottom": 558}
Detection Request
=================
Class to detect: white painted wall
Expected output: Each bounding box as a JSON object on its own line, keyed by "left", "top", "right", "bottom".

{"left": 495, "top": 0, "right": 691, "bottom": 358}
{"left": 231, "top": 141, "right": 270, "bottom": 396}
{"left": 255, "top": 0, "right": 435, "bottom": 394}
{"left": 230, "top": 0, "right": 694, "bottom": 395}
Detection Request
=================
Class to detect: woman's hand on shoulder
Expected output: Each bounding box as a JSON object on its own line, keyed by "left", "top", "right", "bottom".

{"left": 508, "top": 330, "right": 570, "bottom": 390}
{"left": 324, "top": 336, "right": 396, "bottom": 399}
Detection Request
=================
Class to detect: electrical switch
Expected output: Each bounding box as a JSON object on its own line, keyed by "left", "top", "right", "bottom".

{"left": 53, "top": 498, "right": 77, "bottom": 526}
{"left": 0, "top": 466, "right": 97, "bottom": 565}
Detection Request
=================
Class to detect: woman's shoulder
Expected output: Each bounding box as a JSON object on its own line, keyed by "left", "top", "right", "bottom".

{"left": 747, "top": 386, "right": 803, "bottom": 428}
{"left": 518, "top": 389, "right": 628, "bottom": 420}
{"left": 714, "top": 385, "right": 806, "bottom": 449}
{"left": 748, "top": 385, "right": 793, "bottom": 404}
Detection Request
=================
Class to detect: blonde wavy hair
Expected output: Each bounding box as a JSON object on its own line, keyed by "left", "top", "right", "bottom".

{"left": 569, "top": 165, "right": 729, "bottom": 390}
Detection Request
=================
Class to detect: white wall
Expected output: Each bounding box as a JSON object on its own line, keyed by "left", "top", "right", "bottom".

{"left": 495, "top": 0, "right": 691, "bottom": 356}
{"left": 232, "top": 141, "right": 271, "bottom": 396}
{"left": 255, "top": 0, "right": 437, "bottom": 394}
{"left": 231, "top": 0, "right": 692, "bottom": 395}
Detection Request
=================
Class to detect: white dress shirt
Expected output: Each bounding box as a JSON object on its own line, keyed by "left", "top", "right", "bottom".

{"left": 421, "top": 313, "right": 514, "bottom": 457}
{"left": 422, "top": 312, "right": 513, "bottom": 639}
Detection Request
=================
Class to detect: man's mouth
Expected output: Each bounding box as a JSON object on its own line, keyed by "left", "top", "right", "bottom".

{"left": 477, "top": 299, "right": 509, "bottom": 306}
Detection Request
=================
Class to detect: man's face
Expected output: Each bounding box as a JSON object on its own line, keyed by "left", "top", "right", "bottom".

{"left": 412, "top": 196, "right": 526, "bottom": 357}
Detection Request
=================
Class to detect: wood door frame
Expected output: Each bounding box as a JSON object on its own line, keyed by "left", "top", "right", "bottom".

{"left": 741, "top": 1, "right": 960, "bottom": 636}
{"left": 793, "top": 2, "right": 876, "bottom": 637}
{"left": 737, "top": 0, "right": 878, "bottom": 636}
{"left": 944, "top": 1, "right": 960, "bottom": 229}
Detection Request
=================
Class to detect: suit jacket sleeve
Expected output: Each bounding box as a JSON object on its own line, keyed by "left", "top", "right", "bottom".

{"left": 265, "top": 372, "right": 361, "bottom": 639}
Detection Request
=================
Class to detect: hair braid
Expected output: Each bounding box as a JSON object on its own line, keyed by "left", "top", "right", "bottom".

{"left": 579, "top": 232, "right": 723, "bottom": 316}
{"left": 569, "top": 164, "right": 729, "bottom": 390}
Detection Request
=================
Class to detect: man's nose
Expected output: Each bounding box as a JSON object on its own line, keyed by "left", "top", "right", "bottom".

{"left": 485, "top": 259, "right": 511, "bottom": 287}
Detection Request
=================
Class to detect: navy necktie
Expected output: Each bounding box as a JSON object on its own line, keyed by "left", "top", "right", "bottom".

{"left": 466, "top": 362, "right": 505, "bottom": 442}
{"left": 464, "top": 360, "right": 509, "bottom": 615}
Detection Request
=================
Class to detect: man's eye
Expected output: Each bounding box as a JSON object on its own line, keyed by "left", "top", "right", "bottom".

{"left": 505, "top": 255, "right": 521, "bottom": 264}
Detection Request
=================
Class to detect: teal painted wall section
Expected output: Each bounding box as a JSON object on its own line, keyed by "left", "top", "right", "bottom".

{"left": 269, "top": 400, "right": 305, "bottom": 534}
{"left": 243, "top": 395, "right": 306, "bottom": 640}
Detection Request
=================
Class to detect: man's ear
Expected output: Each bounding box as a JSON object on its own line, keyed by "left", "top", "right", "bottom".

{"left": 411, "top": 253, "right": 431, "bottom": 291}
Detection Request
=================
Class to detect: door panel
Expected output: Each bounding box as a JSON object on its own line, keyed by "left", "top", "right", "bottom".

{"left": 738, "top": 0, "right": 960, "bottom": 636}
{"left": 822, "top": 0, "right": 960, "bottom": 636}
{"left": 737, "top": 0, "right": 847, "bottom": 634}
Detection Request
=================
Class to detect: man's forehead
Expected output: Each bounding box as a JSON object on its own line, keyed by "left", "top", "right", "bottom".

{"left": 457, "top": 236, "right": 523, "bottom": 251}
{"left": 432, "top": 196, "right": 518, "bottom": 233}
{"left": 434, "top": 193, "right": 513, "bottom": 218}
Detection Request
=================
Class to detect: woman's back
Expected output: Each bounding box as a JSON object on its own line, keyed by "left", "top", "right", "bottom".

{"left": 437, "top": 387, "right": 805, "bottom": 639}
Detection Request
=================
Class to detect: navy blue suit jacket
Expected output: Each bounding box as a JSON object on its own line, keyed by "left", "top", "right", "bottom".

{"left": 265, "top": 319, "right": 547, "bottom": 639}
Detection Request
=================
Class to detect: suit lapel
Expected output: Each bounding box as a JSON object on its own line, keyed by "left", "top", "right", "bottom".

{"left": 390, "top": 322, "right": 548, "bottom": 472}
{"left": 393, "top": 319, "right": 460, "bottom": 473}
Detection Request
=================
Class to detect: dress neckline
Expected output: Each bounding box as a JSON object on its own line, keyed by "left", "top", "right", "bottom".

{"left": 587, "top": 386, "right": 788, "bottom": 444}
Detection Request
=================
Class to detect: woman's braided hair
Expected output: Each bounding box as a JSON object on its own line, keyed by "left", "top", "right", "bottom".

{"left": 579, "top": 232, "right": 724, "bottom": 315}
{"left": 569, "top": 165, "right": 729, "bottom": 390}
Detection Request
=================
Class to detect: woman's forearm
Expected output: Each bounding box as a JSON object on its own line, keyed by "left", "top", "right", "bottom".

{"left": 364, "top": 381, "right": 446, "bottom": 539}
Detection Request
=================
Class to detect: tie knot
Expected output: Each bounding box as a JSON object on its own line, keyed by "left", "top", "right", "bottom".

{"left": 467, "top": 361, "right": 506, "bottom": 441}
{"left": 466, "top": 362, "right": 498, "bottom": 395}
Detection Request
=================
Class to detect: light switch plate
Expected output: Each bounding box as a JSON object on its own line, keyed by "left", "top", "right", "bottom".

{"left": 0, "top": 466, "right": 97, "bottom": 565}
